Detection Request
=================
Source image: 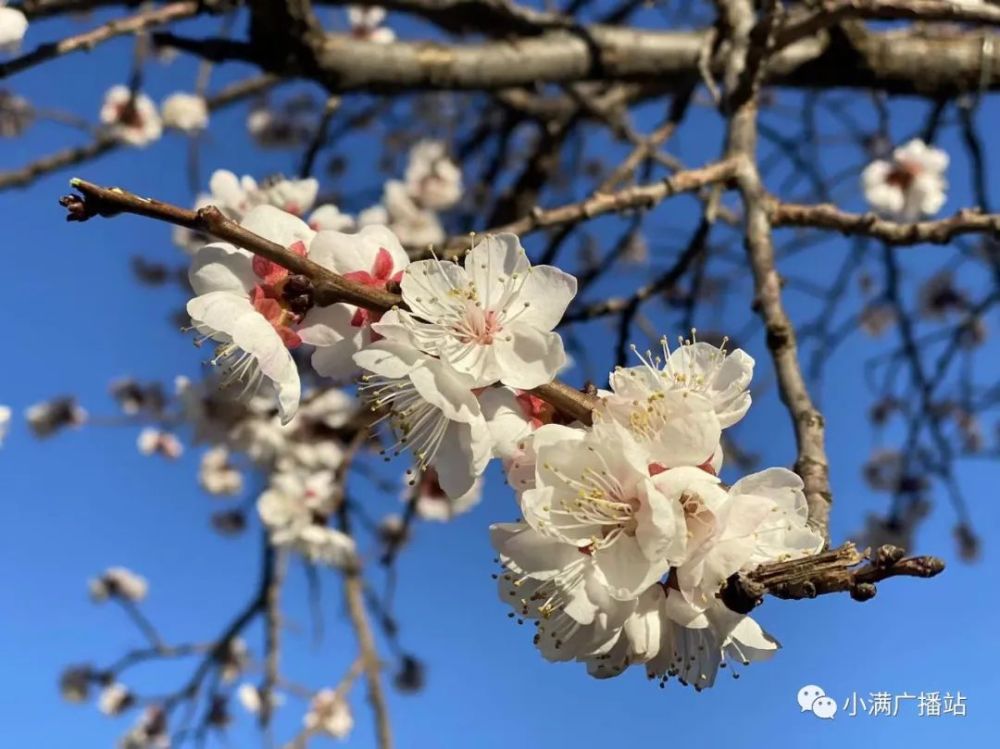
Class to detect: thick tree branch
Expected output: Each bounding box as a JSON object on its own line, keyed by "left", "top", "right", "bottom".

{"left": 154, "top": 23, "right": 1000, "bottom": 98}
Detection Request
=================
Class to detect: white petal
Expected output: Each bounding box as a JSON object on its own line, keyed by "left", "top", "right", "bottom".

{"left": 187, "top": 291, "right": 254, "bottom": 339}
{"left": 433, "top": 421, "right": 482, "bottom": 498}
{"left": 231, "top": 312, "right": 301, "bottom": 423}
{"left": 240, "top": 205, "right": 315, "bottom": 248}
{"left": 513, "top": 265, "right": 577, "bottom": 331}
{"left": 353, "top": 339, "right": 421, "bottom": 379}
{"left": 189, "top": 243, "right": 256, "bottom": 295}
{"left": 492, "top": 324, "right": 566, "bottom": 389}
{"left": 399, "top": 259, "right": 469, "bottom": 323}
{"left": 311, "top": 336, "right": 364, "bottom": 380}
{"left": 409, "top": 358, "right": 481, "bottom": 424}
{"left": 297, "top": 304, "right": 355, "bottom": 346}
{"left": 466, "top": 233, "right": 529, "bottom": 308}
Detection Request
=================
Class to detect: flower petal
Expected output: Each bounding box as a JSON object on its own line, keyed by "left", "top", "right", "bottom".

{"left": 189, "top": 243, "right": 256, "bottom": 296}
{"left": 492, "top": 324, "right": 567, "bottom": 389}
{"left": 513, "top": 265, "right": 577, "bottom": 331}
{"left": 230, "top": 311, "right": 301, "bottom": 423}
{"left": 466, "top": 233, "right": 529, "bottom": 308}
{"left": 240, "top": 205, "right": 315, "bottom": 249}
{"left": 399, "top": 258, "right": 469, "bottom": 323}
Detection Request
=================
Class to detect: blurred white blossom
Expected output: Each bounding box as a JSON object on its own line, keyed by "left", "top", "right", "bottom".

{"left": 161, "top": 92, "right": 208, "bottom": 133}
{"left": 861, "top": 138, "right": 948, "bottom": 220}
{"left": 100, "top": 86, "right": 162, "bottom": 147}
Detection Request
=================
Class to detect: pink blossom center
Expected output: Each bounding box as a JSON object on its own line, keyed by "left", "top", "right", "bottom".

{"left": 515, "top": 391, "right": 555, "bottom": 429}
{"left": 343, "top": 248, "right": 404, "bottom": 332}
{"left": 114, "top": 101, "right": 144, "bottom": 129}
{"left": 251, "top": 286, "right": 303, "bottom": 349}
{"left": 454, "top": 305, "right": 503, "bottom": 345}
{"left": 886, "top": 161, "right": 921, "bottom": 191}
{"left": 248, "top": 241, "right": 310, "bottom": 349}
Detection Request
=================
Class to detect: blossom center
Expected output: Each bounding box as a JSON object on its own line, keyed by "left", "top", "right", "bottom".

{"left": 344, "top": 247, "right": 404, "bottom": 330}
{"left": 114, "top": 101, "right": 144, "bottom": 129}
{"left": 544, "top": 460, "right": 639, "bottom": 549}
{"left": 886, "top": 161, "right": 921, "bottom": 191}
{"left": 454, "top": 303, "right": 503, "bottom": 345}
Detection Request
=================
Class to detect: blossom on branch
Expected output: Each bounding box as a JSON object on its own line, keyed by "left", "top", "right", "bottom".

{"left": 405, "top": 140, "right": 463, "bottom": 211}
{"left": 486, "top": 327, "right": 823, "bottom": 689}
{"left": 304, "top": 689, "right": 354, "bottom": 739}
{"left": 355, "top": 312, "right": 492, "bottom": 498}
{"left": 89, "top": 567, "right": 148, "bottom": 603}
{"left": 185, "top": 205, "right": 373, "bottom": 423}
{"left": 347, "top": 5, "right": 395, "bottom": 44}
{"left": 161, "top": 92, "right": 209, "bottom": 134}
{"left": 100, "top": 86, "right": 162, "bottom": 147}
{"left": 174, "top": 171, "right": 320, "bottom": 253}
{"left": 294, "top": 224, "right": 409, "bottom": 380}
{"left": 199, "top": 446, "right": 244, "bottom": 496}
{"left": 861, "top": 138, "right": 948, "bottom": 220}
{"left": 137, "top": 428, "right": 183, "bottom": 459}
{"left": 396, "top": 233, "right": 576, "bottom": 389}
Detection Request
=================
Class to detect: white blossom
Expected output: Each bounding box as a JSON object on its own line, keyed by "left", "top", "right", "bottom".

{"left": 397, "top": 233, "right": 576, "bottom": 389}
{"left": 160, "top": 92, "right": 208, "bottom": 133}
{"left": 0, "top": 4, "right": 28, "bottom": 55}
{"left": 354, "top": 312, "right": 492, "bottom": 498}
{"left": 347, "top": 5, "right": 395, "bottom": 43}
{"left": 175, "top": 171, "right": 322, "bottom": 252}
{"left": 597, "top": 376, "right": 722, "bottom": 474}
{"left": 362, "top": 180, "right": 445, "bottom": 247}
{"left": 612, "top": 335, "right": 754, "bottom": 429}
{"left": 187, "top": 205, "right": 362, "bottom": 423}
{"left": 99, "top": 683, "right": 133, "bottom": 716}
{"left": 492, "top": 521, "right": 636, "bottom": 665}
{"left": 305, "top": 689, "right": 354, "bottom": 739}
{"left": 219, "top": 638, "right": 249, "bottom": 683}
{"left": 137, "top": 428, "right": 183, "bottom": 459}
{"left": 257, "top": 470, "right": 357, "bottom": 567}
{"left": 861, "top": 138, "right": 949, "bottom": 220}
{"left": 517, "top": 423, "right": 694, "bottom": 600}
{"left": 89, "top": 567, "right": 148, "bottom": 603}
{"left": 405, "top": 140, "right": 462, "bottom": 210}
{"left": 198, "top": 447, "right": 243, "bottom": 495}
{"left": 294, "top": 224, "right": 409, "bottom": 380}
{"left": 236, "top": 683, "right": 283, "bottom": 715}
{"left": 100, "top": 86, "right": 162, "bottom": 147}
{"left": 298, "top": 388, "right": 357, "bottom": 429}
{"left": 118, "top": 706, "right": 169, "bottom": 749}
{"left": 308, "top": 203, "right": 355, "bottom": 232}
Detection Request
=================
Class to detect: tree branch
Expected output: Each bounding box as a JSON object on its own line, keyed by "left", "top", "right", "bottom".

{"left": 154, "top": 23, "right": 1000, "bottom": 98}
{"left": 59, "top": 178, "right": 602, "bottom": 424}
{"left": 720, "top": 542, "right": 945, "bottom": 612}
{"left": 770, "top": 201, "right": 1000, "bottom": 245}
{"left": 344, "top": 572, "right": 393, "bottom": 749}
{"left": 0, "top": 1, "right": 201, "bottom": 81}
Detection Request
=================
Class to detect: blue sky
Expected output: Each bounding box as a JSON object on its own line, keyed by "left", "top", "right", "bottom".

{"left": 1, "top": 7, "right": 997, "bottom": 748}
